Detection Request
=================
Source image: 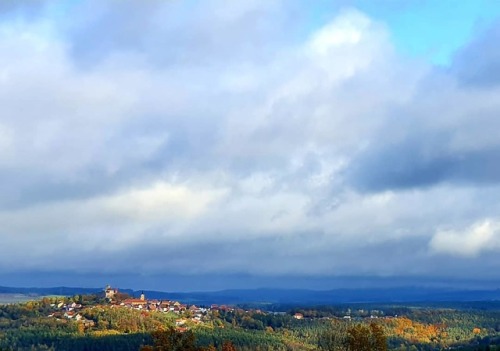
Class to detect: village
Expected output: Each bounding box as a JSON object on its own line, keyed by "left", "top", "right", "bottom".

{"left": 46, "top": 285, "right": 238, "bottom": 331}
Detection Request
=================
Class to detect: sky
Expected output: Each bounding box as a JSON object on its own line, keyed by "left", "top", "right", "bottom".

{"left": 1, "top": 0, "right": 500, "bottom": 292}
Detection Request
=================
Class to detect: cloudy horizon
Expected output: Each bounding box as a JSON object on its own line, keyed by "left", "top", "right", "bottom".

{"left": 1, "top": 1, "right": 500, "bottom": 291}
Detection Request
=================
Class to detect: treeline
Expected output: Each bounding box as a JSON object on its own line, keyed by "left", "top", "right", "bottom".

{"left": 195, "top": 327, "right": 286, "bottom": 350}
{"left": 140, "top": 321, "right": 387, "bottom": 351}
{"left": 139, "top": 328, "right": 241, "bottom": 351}
{"left": 2, "top": 296, "right": 500, "bottom": 350}
{"left": 0, "top": 333, "right": 151, "bottom": 351}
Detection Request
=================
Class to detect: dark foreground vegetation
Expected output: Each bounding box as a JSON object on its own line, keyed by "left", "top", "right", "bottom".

{"left": 0, "top": 293, "right": 499, "bottom": 350}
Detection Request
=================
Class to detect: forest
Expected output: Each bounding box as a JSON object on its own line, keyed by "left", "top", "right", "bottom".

{"left": 0, "top": 293, "right": 499, "bottom": 350}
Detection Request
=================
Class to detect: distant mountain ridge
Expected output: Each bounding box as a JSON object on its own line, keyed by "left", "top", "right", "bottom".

{"left": 1, "top": 286, "right": 500, "bottom": 306}
{"left": 0, "top": 286, "right": 105, "bottom": 296}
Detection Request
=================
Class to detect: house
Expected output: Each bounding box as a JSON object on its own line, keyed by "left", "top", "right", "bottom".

{"left": 293, "top": 313, "right": 304, "bottom": 320}
{"left": 159, "top": 301, "right": 171, "bottom": 312}
{"left": 69, "top": 302, "right": 82, "bottom": 309}
{"left": 123, "top": 298, "right": 146, "bottom": 308}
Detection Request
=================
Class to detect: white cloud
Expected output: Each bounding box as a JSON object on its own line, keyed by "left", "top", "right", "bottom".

{"left": 430, "top": 220, "right": 500, "bottom": 257}
{"left": 309, "top": 9, "right": 369, "bottom": 54}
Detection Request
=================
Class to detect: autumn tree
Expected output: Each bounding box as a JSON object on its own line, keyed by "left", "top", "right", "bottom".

{"left": 222, "top": 340, "right": 237, "bottom": 351}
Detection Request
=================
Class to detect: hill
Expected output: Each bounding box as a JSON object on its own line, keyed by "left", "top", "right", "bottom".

{"left": 1, "top": 286, "right": 500, "bottom": 305}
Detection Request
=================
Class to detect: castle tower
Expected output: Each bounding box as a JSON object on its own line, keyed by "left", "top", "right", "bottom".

{"left": 105, "top": 285, "right": 117, "bottom": 299}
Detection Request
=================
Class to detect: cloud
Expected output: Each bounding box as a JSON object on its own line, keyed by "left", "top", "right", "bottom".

{"left": 0, "top": 0, "right": 48, "bottom": 20}
{"left": 451, "top": 19, "right": 500, "bottom": 87}
{"left": 0, "top": 2, "right": 500, "bottom": 287}
{"left": 61, "top": 0, "right": 291, "bottom": 68}
{"left": 430, "top": 220, "right": 500, "bottom": 257}
{"left": 346, "top": 20, "right": 500, "bottom": 192}
{"left": 0, "top": 180, "right": 226, "bottom": 271}
{"left": 348, "top": 137, "right": 500, "bottom": 191}
{"left": 309, "top": 9, "right": 369, "bottom": 53}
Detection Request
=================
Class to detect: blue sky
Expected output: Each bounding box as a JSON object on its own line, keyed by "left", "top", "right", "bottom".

{"left": 1, "top": 1, "right": 500, "bottom": 291}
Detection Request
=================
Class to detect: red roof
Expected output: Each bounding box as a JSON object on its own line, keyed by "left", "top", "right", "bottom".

{"left": 123, "top": 299, "right": 145, "bottom": 305}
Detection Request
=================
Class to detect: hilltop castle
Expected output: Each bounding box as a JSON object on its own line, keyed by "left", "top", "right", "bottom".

{"left": 104, "top": 285, "right": 118, "bottom": 299}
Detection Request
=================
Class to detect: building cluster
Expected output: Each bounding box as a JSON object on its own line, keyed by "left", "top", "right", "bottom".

{"left": 106, "top": 285, "right": 235, "bottom": 313}
{"left": 106, "top": 286, "right": 223, "bottom": 325}
{"left": 47, "top": 301, "right": 95, "bottom": 327}
{"left": 46, "top": 286, "right": 238, "bottom": 330}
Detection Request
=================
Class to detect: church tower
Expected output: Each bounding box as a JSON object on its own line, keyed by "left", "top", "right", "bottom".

{"left": 140, "top": 291, "right": 145, "bottom": 301}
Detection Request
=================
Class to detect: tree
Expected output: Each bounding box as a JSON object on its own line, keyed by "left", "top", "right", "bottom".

{"left": 140, "top": 327, "right": 203, "bottom": 351}
{"left": 318, "top": 321, "right": 348, "bottom": 350}
{"left": 222, "top": 341, "right": 237, "bottom": 351}
{"left": 346, "top": 323, "right": 387, "bottom": 351}
{"left": 347, "top": 325, "right": 371, "bottom": 351}
{"left": 369, "top": 323, "right": 387, "bottom": 351}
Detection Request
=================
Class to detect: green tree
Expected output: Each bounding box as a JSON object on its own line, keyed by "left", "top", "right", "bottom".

{"left": 140, "top": 327, "right": 203, "bottom": 351}
{"left": 347, "top": 323, "right": 387, "bottom": 351}
{"left": 318, "top": 321, "right": 348, "bottom": 350}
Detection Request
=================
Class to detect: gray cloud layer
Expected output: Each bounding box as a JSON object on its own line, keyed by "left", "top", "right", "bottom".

{"left": 1, "top": 1, "right": 500, "bottom": 288}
